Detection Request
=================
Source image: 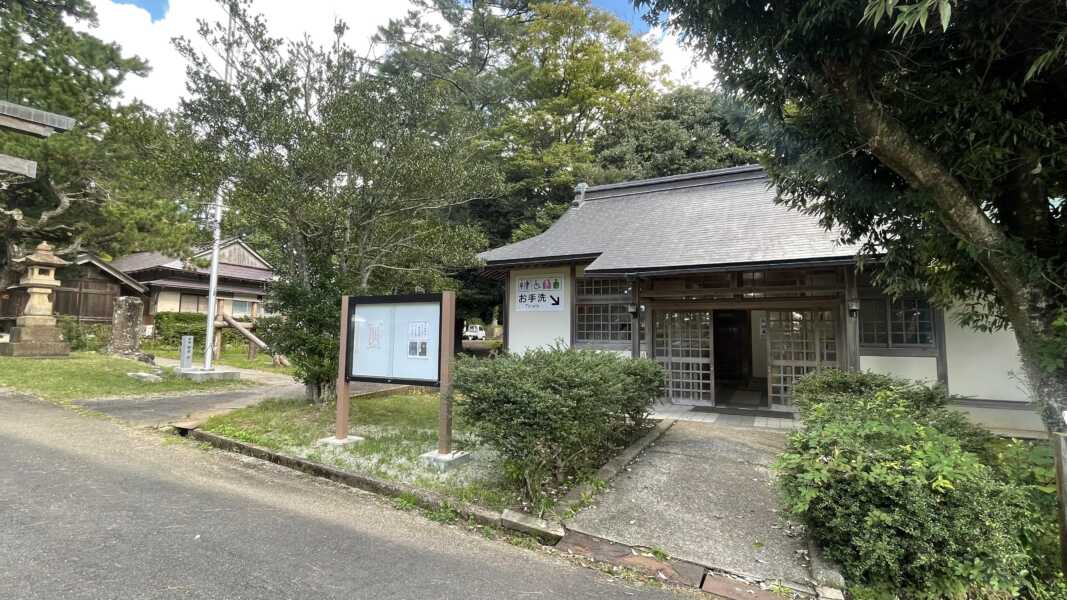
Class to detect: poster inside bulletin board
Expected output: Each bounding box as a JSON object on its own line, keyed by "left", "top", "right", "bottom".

{"left": 346, "top": 294, "right": 442, "bottom": 385}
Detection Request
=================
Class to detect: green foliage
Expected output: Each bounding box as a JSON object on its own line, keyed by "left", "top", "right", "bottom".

{"left": 0, "top": 1, "right": 198, "bottom": 284}
{"left": 153, "top": 312, "right": 242, "bottom": 347}
{"left": 56, "top": 317, "right": 111, "bottom": 352}
{"left": 176, "top": 3, "right": 496, "bottom": 398}
{"left": 454, "top": 346, "right": 664, "bottom": 506}
{"left": 509, "top": 202, "right": 568, "bottom": 243}
{"left": 779, "top": 370, "right": 1061, "bottom": 598}
{"left": 593, "top": 87, "right": 759, "bottom": 182}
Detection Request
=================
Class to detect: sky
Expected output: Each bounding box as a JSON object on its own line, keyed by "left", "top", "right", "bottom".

{"left": 87, "top": 0, "right": 716, "bottom": 110}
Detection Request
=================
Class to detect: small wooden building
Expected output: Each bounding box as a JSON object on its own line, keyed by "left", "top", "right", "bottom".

{"left": 0, "top": 254, "right": 147, "bottom": 331}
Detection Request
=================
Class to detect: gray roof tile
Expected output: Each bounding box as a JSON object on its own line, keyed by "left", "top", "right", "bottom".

{"left": 480, "top": 166, "right": 859, "bottom": 273}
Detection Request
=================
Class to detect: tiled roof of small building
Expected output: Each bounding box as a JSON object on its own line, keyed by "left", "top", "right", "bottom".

{"left": 479, "top": 165, "right": 860, "bottom": 274}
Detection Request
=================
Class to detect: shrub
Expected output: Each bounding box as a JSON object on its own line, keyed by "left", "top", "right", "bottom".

{"left": 454, "top": 345, "right": 663, "bottom": 507}
{"left": 57, "top": 317, "right": 111, "bottom": 351}
{"left": 780, "top": 369, "right": 1058, "bottom": 599}
{"left": 153, "top": 311, "right": 244, "bottom": 347}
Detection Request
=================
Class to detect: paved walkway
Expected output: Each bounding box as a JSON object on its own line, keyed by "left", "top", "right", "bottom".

{"left": 72, "top": 358, "right": 403, "bottom": 427}
{"left": 0, "top": 389, "right": 683, "bottom": 600}
{"left": 653, "top": 403, "right": 799, "bottom": 431}
{"left": 567, "top": 420, "right": 814, "bottom": 587}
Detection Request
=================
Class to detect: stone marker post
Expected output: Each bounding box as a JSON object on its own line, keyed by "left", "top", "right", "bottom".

{"left": 108, "top": 296, "right": 144, "bottom": 356}
{"left": 179, "top": 335, "right": 194, "bottom": 370}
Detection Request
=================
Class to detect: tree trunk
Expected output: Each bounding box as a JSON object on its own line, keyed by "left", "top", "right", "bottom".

{"left": 837, "top": 76, "right": 1067, "bottom": 433}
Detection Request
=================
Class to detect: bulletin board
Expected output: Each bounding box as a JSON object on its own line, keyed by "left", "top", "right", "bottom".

{"left": 345, "top": 294, "right": 443, "bottom": 385}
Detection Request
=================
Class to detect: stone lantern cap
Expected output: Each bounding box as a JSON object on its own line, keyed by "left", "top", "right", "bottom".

{"left": 13, "top": 242, "right": 69, "bottom": 268}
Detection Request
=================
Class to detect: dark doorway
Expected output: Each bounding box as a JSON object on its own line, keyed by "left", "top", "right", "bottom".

{"left": 712, "top": 309, "right": 767, "bottom": 408}
{"left": 713, "top": 310, "right": 749, "bottom": 383}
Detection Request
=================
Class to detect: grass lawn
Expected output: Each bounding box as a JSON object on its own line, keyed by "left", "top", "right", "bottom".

{"left": 0, "top": 352, "right": 253, "bottom": 402}
{"left": 145, "top": 343, "right": 294, "bottom": 377}
{"left": 202, "top": 392, "right": 524, "bottom": 511}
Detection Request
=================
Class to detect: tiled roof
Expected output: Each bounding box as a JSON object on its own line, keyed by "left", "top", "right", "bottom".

{"left": 109, "top": 251, "right": 173, "bottom": 273}
{"left": 479, "top": 165, "right": 860, "bottom": 274}
{"left": 110, "top": 249, "right": 272, "bottom": 283}
{"left": 142, "top": 278, "right": 267, "bottom": 296}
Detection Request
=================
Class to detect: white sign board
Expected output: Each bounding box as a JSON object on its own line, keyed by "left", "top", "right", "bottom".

{"left": 515, "top": 276, "right": 564, "bottom": 312}
{"left": 348, "top": 297, "right": 442, "bottom": 384}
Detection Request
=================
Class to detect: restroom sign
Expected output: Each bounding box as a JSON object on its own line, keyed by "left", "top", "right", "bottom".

{"left": 515, "top": 276, "right": 564, "bottom": 312}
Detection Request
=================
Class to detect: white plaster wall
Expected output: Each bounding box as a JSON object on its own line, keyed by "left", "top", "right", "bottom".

{"left": 750, "top": 310, "right": 768, "bottom": 377}
{"left": 506, "top": 267, "right": 571, "bottom": 353}
{"left": 944, "top": 311, "right": 1029, "bottom": 402}
{"left": 156, "top": 289, "right": 181, "bottom": 313}
{"left": 859, "top": 355, "right": 939, "bottom": 384}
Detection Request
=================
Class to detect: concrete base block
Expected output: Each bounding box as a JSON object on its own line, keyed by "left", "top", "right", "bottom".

{"left": 419, "top": 450, "right": 472, "bottom": 471}
{"left": 316, "top": 435, "right": 365, "bottom": 447}
{"left": 0, "top": 340, "right": 70, "bottom": 356}
{"left": 176, "top": 368, "right": 240, "bottom": 382}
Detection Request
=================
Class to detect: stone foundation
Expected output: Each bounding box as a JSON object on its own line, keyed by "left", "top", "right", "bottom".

{"left": 0, "top": 325, "right": 70, "bottom": 356}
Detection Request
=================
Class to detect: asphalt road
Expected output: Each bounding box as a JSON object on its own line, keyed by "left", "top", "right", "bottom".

{"left": 0, "top": 390, "right": 682, "bottom": 600}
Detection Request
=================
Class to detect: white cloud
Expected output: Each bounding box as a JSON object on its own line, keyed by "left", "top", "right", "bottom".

{"left": 83, "top": 0, "right": 419, "bottom": 110}
{"left": 644, "top": 26, "right": 718, "bottom": 89}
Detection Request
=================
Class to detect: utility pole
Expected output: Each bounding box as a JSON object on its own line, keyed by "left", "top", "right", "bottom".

{"left": 203, "top": 4, "right": 235, "bottom": 371}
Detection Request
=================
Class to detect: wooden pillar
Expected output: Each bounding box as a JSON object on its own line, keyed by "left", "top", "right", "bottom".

{"left": 334, "top": 295, "right": 351, "bottom": 440}
{"left": 630, "top": 276, "right": 640, "bottom": 359}
{"left": 843, "top": 266, "right": 861, "bottom": 372}
{"left": 1054, "top": 432, "right": 1067, "bottom": 576}
{"left": 437, "top": 291, "right": 456, "bottom": 454}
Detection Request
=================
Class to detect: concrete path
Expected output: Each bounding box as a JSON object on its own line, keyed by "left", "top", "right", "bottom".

{"left": 568, "top": 421, "right": 812, "bottom": 586}
{"left": 0, "top": 390, "right": 684, "bottom": 600}
{"left": 73, "top": 357, "right": 404, "bottom": 427}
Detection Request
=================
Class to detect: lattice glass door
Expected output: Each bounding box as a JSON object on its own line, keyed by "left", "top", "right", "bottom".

{"left": 654, "top": 311, "right": 714, "bottom": 405}
{"left": 766, "top": 309, "right": 838, "bottom": 405}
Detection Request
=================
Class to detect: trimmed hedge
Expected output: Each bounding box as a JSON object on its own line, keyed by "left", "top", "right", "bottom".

{"left": 778, "top": 370, "right": 1063, "bottom": 599}
{"left": 153, "top": 311, "right": 245, "bottom": 346}
{"left": 454, "top": 345, "right": 664, "bottom": 508}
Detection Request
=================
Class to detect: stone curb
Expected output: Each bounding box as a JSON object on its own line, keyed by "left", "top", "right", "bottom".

{"left": 553, "top": 418, "right": 677, "bottom": 520}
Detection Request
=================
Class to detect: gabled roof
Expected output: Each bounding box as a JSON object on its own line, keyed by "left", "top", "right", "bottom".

{"left": 110, "top": 239, "right": 272, "bottom": 283}
{"left": 479, "top": 165, "right": 860, "bottom": 275}
{"left": 73, "top": 254, "right": 148, "bottom": 294}
{"left": 192, "top": 238, "right": 273, "bottom": 270}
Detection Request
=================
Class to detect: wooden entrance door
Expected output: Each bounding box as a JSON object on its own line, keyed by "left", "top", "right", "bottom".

{"left": 766, "top": 309, "right": 838, "bottom": 405}
{"left": 654, "top": 311, "right": 714, "bottom": 405}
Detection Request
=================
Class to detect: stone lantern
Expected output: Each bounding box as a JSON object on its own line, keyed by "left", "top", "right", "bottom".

{"left": 0, "top": 242, "right": 70, "bottom": 356}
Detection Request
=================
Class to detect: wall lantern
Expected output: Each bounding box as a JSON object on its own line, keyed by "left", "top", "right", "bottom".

{"left": 847, "top": 299, "right": 861, "bottom": 317}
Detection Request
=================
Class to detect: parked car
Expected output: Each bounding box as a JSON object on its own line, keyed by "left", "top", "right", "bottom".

{"left": 462, "top": 324, "right": 486, "bottom": 341}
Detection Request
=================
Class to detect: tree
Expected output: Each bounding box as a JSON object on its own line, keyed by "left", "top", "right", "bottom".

{"left": 0, "top": 0, "right": 199, "bottom": 287}
{"left": 594, "top": 86, "right": 758, "bottom": 182}
{"left": 177, "top": 4, "right": 496, "bottom": 400}
{"left": 641, "top": 0, "right": 1067, "bottom": 433}
{"left": 377, "top": 0, "right": 664, "bottom": 323}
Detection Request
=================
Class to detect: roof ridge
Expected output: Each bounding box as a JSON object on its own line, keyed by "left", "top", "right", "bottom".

{"left": 584, "top": 164, "right": 764, "bottom": 195}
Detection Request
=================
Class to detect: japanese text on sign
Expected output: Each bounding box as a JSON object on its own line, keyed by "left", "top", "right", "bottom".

{"left": 515, "top": 276, "right": 564, "bottom": 312}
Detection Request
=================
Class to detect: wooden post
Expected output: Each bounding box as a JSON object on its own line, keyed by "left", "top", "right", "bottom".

{"left": 335, "top": 295, "right": 351, "bottom": 440}
{"left": 247, "top": 340, "right": 257, "bottom": 360}
{"left": 1054, "top": 432, "right": 1067, "bottom": 576}
{"left": 437, "top": 291, "right": 456, "bottom": 454}
{"left": 212, "top": 327, "right": 222, "bottom": 358}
